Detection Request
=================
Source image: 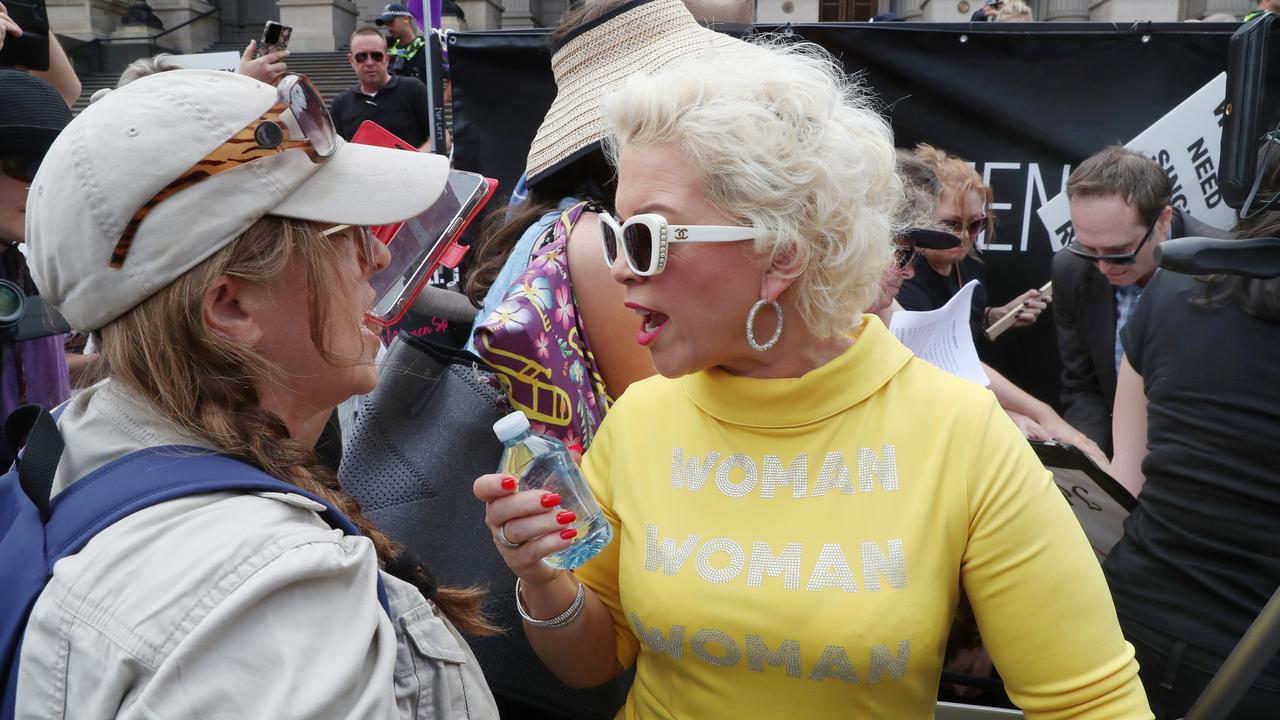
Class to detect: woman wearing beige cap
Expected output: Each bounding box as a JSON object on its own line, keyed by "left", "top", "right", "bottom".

{"left": 476, "top": 42, "right": 1151, "bottom": 719}
{"left": 15, "top": 70, "right": 497, "bottom": 719}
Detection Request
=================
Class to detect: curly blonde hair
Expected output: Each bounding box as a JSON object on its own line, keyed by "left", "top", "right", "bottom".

{"left": 601, "top": 40, "right": 899, "bottom": 338}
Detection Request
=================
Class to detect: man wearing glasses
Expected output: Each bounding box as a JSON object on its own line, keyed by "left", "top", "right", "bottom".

{"left": 1052, "top": 146, "right": 1226, "bottom": 456}
{"left": 329, "top": 27, "right": 432, "bottom": 148}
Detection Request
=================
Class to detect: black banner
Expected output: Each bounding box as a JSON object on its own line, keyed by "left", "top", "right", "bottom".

{"left": 449, "top": 22, "right": 1235, "bottom": 404}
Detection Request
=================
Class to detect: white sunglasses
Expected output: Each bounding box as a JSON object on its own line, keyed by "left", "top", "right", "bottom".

{"left": 599, "top": 212, "right": 761, "bottom": 276}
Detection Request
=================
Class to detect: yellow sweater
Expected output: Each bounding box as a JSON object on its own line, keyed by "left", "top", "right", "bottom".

{"left": 576, "top": 316, "right": 1150, "bottom": 719}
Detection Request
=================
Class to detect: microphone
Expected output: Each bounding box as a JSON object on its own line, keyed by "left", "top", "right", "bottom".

{"left": 1154, "top": 236, "right": 1280, "bottom": 279}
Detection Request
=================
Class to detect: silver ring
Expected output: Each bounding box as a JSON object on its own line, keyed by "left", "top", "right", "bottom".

{"left": 496, "top": 523, "right": 522, "bottom": 549}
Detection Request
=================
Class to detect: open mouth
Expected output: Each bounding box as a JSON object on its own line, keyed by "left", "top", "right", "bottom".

{"left": 627, "top": 302, "right": 669, "bottom": 347}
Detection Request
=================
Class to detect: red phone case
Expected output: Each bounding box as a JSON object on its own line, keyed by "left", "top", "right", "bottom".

{"left": 350, "top": 121, "right": 498, "bottom": 327}
{"left": 350, "top": 121, "right": 419, "bottom": 244}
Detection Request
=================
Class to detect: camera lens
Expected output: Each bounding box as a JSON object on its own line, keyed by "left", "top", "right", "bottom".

{"left": 0, "top": 280, "right": 26, "bottom": 332}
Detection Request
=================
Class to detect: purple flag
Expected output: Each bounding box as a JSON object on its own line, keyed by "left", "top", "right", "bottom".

{"left": 405, "top": 0, "right": 440, "bottom": 29}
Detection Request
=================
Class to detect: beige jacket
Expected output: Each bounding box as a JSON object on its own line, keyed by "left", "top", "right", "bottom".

{"left": 16, "top": 381, "right": 498, "bottom": 720}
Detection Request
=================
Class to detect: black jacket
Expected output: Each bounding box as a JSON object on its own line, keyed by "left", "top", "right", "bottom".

{"left": 1051, "top": 207, "right": 1229, "bottom": 454}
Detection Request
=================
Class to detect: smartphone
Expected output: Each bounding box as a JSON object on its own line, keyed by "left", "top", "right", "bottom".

{"left": 366, "top": 170, "right": 496, "bottom": 327}
{"left": 0, "top": 0, "right": 50, "bottom": 71}
{"left": 256, "top": 21, "right": 291, "bottom": 58}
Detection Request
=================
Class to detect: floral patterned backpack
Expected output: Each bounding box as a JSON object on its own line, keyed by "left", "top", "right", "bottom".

{"left": 472, "top": 201, "right": 612, "bottom": 450}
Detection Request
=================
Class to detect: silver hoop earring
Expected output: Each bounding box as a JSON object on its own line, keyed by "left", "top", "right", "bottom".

{"left": 746, "top": 299, "right": 783, "bottom": 352}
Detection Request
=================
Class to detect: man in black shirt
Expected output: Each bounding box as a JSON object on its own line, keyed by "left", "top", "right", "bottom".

{"left": 329, "top": 27, "right": 431, "bottom": 148}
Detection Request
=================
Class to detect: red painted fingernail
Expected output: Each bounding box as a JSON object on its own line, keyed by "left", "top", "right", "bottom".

{"left": 560, "top": 528, "right": 578, "bottom": 540}
{"left": 556, "top": 510, "right": 576, "bottom": 525}
{"left": 540, "top": 493, "right": 561, "bottom": 508}
{"left": 567, "top": 442, "right": 583, "bottom": 455}
{"left": 500, "top": 476, "right": 516, "bottom": 491}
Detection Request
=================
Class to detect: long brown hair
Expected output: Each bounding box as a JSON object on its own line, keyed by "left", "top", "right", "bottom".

{"left": 99, "top": 216, "right": 496, "bottom": 635}
{"left": 1198, "top": 142, "right": 1280, "bottom": 321}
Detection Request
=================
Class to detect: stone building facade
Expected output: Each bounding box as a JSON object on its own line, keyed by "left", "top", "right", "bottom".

{"left": 45, "top": 0, "right": 1258, "bottom": 69}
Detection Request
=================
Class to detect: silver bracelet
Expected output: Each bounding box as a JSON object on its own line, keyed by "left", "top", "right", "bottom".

{"left": 515, "top": 576, "right": 586, "bottom": 629}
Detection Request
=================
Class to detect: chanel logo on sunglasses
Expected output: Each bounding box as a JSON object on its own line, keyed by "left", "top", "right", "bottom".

{"left": 674, "top": 228, "right": 689, "bottom": 241}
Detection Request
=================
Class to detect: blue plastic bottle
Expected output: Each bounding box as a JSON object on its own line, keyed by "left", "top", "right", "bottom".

{"left": 493, "top": 411, "right": 613, "bottom": 569}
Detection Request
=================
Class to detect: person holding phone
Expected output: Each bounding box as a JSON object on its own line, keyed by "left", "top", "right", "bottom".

{"left": 0, "top": 0, "right": 80, "bottom": 105}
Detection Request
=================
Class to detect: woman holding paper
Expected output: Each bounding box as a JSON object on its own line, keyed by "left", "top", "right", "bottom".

{"left": 476, "top": 42, "right": 1150, "bottom": 719}
{"left": 884, "top": 152, "right": 1107, "bottom": 461}
{"left": 896, "top": 144, "right": 1048, "bottom": 341}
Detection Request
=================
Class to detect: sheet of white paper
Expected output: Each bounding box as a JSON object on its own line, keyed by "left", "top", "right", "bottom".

{"left": 890, "top": 280, "right": 990, "bottom": 387}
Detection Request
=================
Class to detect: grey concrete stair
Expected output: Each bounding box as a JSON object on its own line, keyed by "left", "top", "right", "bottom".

{"left": 71, "top": 48, "right": 355, "bottom": 116}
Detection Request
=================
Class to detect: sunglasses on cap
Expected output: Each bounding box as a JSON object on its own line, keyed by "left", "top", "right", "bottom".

{"left": 1065, "top": 213, "right": 1159, "bottom": 266}
{"left": 354, "top": 51, "right": 386, "bottom": 64}
{"left": 0, "top": 157, "right": 40, "bottom": 185}
{"left": 599, "top": 213, "right": 761, "bottom": 277}
{"left": 112, "top": 74, "right": 337, "bottom": 269}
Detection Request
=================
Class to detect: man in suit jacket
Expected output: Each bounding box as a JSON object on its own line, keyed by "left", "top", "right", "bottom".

{"left": 1053, "top": 146, "right": 1229, "bottom": 455}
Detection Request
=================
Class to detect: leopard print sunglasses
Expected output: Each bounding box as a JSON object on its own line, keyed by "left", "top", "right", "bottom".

{"left": 110, "top": 74, "right": 338, "bottom": 268}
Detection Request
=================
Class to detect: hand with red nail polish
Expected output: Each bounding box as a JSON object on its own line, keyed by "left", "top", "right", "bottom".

{"left": 473, "top": 475, "right": 579, "bottom": 585}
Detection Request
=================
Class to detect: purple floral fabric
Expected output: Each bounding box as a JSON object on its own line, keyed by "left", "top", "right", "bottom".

{"left": 473, "top": 202, "right": 611, "bottom": 449}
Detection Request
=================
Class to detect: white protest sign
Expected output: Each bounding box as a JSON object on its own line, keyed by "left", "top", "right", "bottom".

{"left": 1037, "top": 72, "right": 1234, "bottom": 250}
{"left": 168, "top": 51, "right": 241, "bottom": 72}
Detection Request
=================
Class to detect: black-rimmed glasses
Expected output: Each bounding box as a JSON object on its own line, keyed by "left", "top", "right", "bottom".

{"left": 1066, "top": 214, "right": 1160, "bottom": 266}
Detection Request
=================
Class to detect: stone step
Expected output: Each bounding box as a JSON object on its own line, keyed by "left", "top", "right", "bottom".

{"left": 71, "top": 49, "right": 357, "bottom": 115}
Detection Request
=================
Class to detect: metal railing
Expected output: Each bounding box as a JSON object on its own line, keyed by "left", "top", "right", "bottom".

{"left": 65, "top": 5, "right": 221, "bottom": 76}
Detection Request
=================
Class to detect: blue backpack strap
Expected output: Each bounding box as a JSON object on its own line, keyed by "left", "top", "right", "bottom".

{"left": 45, "top": 447, "right": 391, "bottom": 613}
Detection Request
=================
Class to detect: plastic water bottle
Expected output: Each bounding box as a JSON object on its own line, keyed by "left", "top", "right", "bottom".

{"left": 493, "top": 411, "right": 613, "bottom": 570}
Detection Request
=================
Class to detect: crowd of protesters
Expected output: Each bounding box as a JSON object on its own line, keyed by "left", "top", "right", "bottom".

{"left": 2, "top": 0, "right": 1279, "bottom": 718}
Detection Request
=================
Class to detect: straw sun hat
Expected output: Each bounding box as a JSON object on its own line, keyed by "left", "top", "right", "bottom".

{"left": 524, "top": 0, "right": 752, "bottom": 188}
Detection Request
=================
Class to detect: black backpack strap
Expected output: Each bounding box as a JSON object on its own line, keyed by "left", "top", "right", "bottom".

{"left": 3, "top": 405, "right": 64, "bottom": 522}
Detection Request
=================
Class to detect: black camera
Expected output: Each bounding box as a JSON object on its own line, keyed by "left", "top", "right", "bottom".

{"left": 0, "top": 280, "right": 69, "bottom": 343}
{"left": 1220, "top": 12, "right": 1280, "bottom": 210}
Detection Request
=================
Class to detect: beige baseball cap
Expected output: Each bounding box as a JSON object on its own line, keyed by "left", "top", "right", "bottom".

{"left": 25, "top": 69, "right": 448, "bottom": 331}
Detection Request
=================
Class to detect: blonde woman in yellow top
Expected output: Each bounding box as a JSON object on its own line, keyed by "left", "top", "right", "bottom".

{"left": 474, "top": 41, "right": 1152, "bottom": 719}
